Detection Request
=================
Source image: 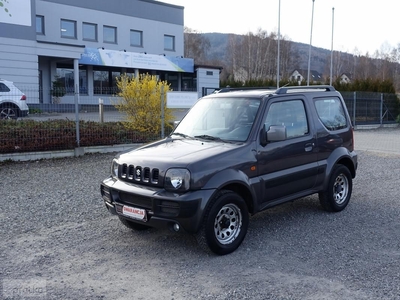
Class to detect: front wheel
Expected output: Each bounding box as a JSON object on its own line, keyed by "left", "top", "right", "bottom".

{"left": 196, "top": 190, "right": 249, "bottom": 255}
{"left": 319, "top": 165, "right": 353, "bottom": 212}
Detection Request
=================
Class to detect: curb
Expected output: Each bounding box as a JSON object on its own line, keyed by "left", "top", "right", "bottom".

{"left": 0, "top": 144, "right": 142, "bottom": 162}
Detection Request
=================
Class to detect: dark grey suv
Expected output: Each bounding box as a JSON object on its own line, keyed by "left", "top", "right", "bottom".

{"left": 101, "top": 86, "right": 358, "bottom": 255}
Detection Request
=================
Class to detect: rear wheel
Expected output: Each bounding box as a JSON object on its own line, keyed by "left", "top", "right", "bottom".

{"left": 118, "top": 216, "right": 151, "bottom": 231}
{"left": 0, "top": 106, "right": 19, "bottom": 119}
{"left": 196, "top": 190, "right": 249, "bottom": 255}
{"left": 319, "top": 165, "right": 352, "bottom": 212}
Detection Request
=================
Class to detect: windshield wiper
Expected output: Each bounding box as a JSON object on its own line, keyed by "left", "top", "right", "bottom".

{"left": 194, "top": 135, "right": 224, "bottom": 141}
{"left": 171, "top": 132, "right": 193, "bottom": 139}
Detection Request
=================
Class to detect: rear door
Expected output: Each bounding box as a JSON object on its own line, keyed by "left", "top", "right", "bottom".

{"left": 256, "top": 96, "right": 319, "bottom": 204}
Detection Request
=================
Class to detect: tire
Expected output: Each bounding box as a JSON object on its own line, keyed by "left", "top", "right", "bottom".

{"left": 118, "top": 216, "right": 151, "bottom": 231}
{"left": 319, "top": 164, "right": 352, "bottom": 212}
{"left": 196, "top": 190, "right": 249, "bottom": 255}
{"left": 0, "top": 106, "right": 19, "bottom": 120}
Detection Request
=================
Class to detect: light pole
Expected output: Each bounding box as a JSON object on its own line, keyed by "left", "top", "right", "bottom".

{"left": 330, "top": 7, "right": 335, "bottom": 86}
{"left": 277, "top": 0, "right": 281, "bottom": 88}
{"left": 307, "top": 0, "right": 315, "bottom": 86}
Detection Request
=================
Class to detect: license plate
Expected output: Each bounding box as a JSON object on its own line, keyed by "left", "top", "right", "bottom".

{"left": 122, "top": 205, "right": 147, "bottom": 221}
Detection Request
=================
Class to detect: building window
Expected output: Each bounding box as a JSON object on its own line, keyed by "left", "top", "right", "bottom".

{"left": 61, "top": 19, "right": 76, "bottom": 39}
{"left": 181, "top": 74, "right": 196, "bottom": 91}
{"left": 36, "top": 15, "right": 44, "bottom": 35}
{"left": 164, "top": 35, "right": 175, "bottom": 51}
{"left": 94, "top": 70, "right": 120, "bottom": 94}
{"left": 103, "top": 26, "right": 117, "bottom": 44}
{"left": 130, "top": 30, "right": 143, "bottom": 47}
{"left": 83, "top": 22, "right": 97, "bottom": 41}
{"left": 55, "top": 67, "right": 88, "bottom": 95}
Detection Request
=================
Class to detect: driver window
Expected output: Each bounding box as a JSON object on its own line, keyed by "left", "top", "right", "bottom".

{"left": 264, "top": 100, "right": 309, "bottom": 139}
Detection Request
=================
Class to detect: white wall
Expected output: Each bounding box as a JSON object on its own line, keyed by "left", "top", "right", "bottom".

{"left": 196, "top": 68, "right": 220, "bottom": 98}
{"left": 0, "top": 37, "right": 39, "bottom": 88}
{"left": 35, "top": 1, "right": 184, "bottom": 56}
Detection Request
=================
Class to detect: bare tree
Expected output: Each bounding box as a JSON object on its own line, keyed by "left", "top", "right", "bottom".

{"left": 184, "top": 27, "right": 210, "bottom": 64}
{"left": 225, "top": 28, "right": 292, "bottom": 83}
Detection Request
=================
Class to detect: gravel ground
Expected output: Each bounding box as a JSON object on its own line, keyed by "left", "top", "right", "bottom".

{"left": 1, "top": 142, "right": 400, "bottom": 299}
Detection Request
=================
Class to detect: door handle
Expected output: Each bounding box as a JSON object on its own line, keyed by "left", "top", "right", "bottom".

{"left": 305, "top": 143, "right": 314, "bottom": 152}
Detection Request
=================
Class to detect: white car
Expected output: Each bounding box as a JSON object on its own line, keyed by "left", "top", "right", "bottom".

{"left": 0, "top": 79, "right": 29, "bottom": 119}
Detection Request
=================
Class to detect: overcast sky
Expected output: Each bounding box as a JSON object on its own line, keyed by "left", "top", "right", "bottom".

{"left": 161, "top": 0, "right": 399, "bottom": 55}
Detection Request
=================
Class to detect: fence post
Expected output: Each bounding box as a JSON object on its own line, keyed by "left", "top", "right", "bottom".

{"left": 380, "top": 93, "right": 383, "bottom": 126}
{"left": 99, "top": 98, "right": 104, "bottom": 123}
{"left": 74, "top": 83, "right": 80, "bottom": 148}
{"left": 161, "top": 86, "right": 165, "bottom": 139}
{"left": 353, "top": 91, "right": 356, "bottom": 127}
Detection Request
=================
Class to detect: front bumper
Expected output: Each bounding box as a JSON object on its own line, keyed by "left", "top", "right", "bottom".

{"left": 101, "top": 177, "right": 216, "bottom": 233}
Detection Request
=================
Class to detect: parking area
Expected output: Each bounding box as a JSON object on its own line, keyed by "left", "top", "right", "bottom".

{"left": 0, "top": 127, "right": 399, "bottom": 299}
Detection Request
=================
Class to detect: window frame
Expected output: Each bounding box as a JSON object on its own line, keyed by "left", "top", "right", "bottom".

{"left": 130, "top": 29, "right": 143, "bottom": 47}
{"left": 314, "top": 97, "right": 348, "bottom": 131}
{"left": 82, "top": 22, "right": 97, "bottom": 42}
{"left": 60, "top": 19, "right": 77, "bottom": 39}
{"left": 55, "top": 66, "right": 88, "bottom": 95}
{"left": 263, "top": 99, "right": 309, "bottom": 140}
{"left": 164, "top": 35, "right": 175, "bottom": 51}
{"left": 36, "top": 15, "right": 45, "bottom": 35}
{"left": 103, "top": 25, "right": 117, "bottom": 44}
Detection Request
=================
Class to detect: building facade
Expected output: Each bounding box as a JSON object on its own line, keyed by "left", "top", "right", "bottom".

{"left": 0, "top": 0, "right": 220, "bottom": 107}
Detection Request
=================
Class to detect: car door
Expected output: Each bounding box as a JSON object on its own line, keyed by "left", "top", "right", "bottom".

{"left": 256, "top": 97, "right": 319, "bottom": 205}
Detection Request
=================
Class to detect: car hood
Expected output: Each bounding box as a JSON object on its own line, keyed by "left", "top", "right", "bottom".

{"left": 116, "top": 138, "right": 241, "bottom": 168}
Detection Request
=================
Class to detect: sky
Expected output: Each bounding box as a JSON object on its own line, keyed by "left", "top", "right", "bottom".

{"left": 160, "top": 0, "right": 399, "bottom": 55}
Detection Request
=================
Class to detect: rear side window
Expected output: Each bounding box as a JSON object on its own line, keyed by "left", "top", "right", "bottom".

{"left": 0, "top": 83, "right": 11, "bottom": 92}
{"left": 315, "top": 98, "right": 347, "bottom": 130}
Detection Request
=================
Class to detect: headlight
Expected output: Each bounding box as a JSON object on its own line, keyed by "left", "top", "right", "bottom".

{"left": 111, "top": 158, "right": 119, "bottom": 177}
{"left": 164, "top": 168, "right": 190, "bottom": 192}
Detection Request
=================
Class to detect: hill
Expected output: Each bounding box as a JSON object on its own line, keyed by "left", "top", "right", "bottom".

{"left": 202, "top": 32, "right": 338, "bottom": 76}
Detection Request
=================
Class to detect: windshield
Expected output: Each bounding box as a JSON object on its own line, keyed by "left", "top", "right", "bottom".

{"left": 173, "top": 97, "right": 261, "bottom": 142}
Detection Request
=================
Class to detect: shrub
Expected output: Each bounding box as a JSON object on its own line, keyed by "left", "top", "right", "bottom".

{"left": 0, "top": 119, "right": 170, "bottom": 154}
{"left": 114, "top": 74, "right": 174, "bottom": 135}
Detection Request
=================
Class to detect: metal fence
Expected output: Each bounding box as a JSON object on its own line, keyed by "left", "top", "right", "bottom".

{"left": 1, "top": 87, "right": 399, "bottom": 156}
{"left": 341, "top": 91, "right": 399, "bottom": 126}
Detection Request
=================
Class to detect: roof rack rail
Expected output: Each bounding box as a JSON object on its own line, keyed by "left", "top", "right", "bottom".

{"left": 276, "top": 85, "right": 335, "bottom": 94}
{"left": 214, "top": 86, "right": 276, "bottom": 94}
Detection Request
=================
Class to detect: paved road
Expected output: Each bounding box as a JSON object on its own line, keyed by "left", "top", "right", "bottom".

{"left": 354, "top": 126, "right": 400, "bottom": 154}
{"left": 1, "top": 127, "right": 400, "bottom": 299}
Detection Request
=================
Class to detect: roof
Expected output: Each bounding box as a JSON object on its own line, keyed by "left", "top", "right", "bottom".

{"left": 291, "top": 69, "right": 323, "bottom": 80}
{"left": 212, "top": 85, "right": 336, "bottom": 97}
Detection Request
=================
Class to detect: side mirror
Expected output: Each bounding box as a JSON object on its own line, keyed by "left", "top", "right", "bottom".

{"left": 260, "top": 125, "right": 287, "bottom": 147}
{"left": 267, "top": 125, "right": 287, "bottom": 142}
{"left": 260, "top": 124, "right": 267, "bottom": 147}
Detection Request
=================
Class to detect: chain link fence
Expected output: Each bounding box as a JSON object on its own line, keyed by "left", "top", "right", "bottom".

{"left": 1, "top": 87, "right": 399, "bottom": 156}
{"left": 341, "top": 91, "right": 400, "bottom": 126}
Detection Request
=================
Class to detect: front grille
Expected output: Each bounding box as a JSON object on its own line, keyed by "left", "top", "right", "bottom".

{"left": 119, "top": 192, "right": 152, "bottom": 209}
{"left": 143, "top": 167, "right": 150, "bottom": 182}
{"left": 120, "top": 164, "right": 160, "bottom": 185}
{"left": 152, "top": 169, "right": 159, "bottom": 183}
